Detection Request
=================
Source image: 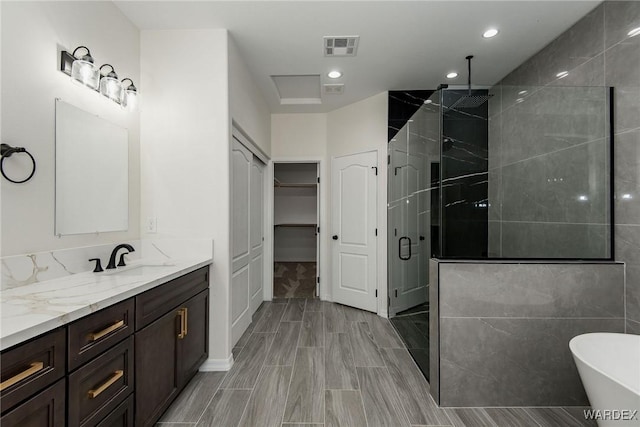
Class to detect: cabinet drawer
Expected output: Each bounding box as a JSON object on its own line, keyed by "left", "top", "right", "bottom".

{"left": 136, "top": 266, "right": 209, "bottom": 330}
{"left": 68, "top": 298, "right": 134, "bottom": 371}
{"left": 68, "top": 336, "right": 134, "bottom": 427}
{"left": 95, "top": 394, "right": 133, "bottom": 427}
{"left": 0, "top": 328, "right": 65, "bottom": 413}
{"left": 0, "top": 378, "right": 65, "bottom": 427}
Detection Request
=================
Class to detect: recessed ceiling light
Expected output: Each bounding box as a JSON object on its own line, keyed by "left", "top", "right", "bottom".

{"left": 556, "top": 71, "right": 569, "bottom": 79}
{"left": 629, "top": 27, "right": 640, "bottom": 37}
{"left": 483, "top": 28, "right": 499, "bottom": 38}
{"left": 623, "top": 193, "right": 633, "bottom": 200}
{"left": 328, "top": 70, "right": 342, "bottom": 79}
{"left": 518, "top": 90, "right": 528, "bottom": 95}
{"left": 516, "top": 98, "right": 524, "bottom": 103}
{"left": 424, "top": 99, "right": 433, "bottom": 104}
{"left": 446, "top": 72, "right": 458, "bottom": 79}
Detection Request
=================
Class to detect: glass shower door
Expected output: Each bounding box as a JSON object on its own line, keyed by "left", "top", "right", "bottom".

{"left": 388, "top": 90, "right": 441, "bottom": 380}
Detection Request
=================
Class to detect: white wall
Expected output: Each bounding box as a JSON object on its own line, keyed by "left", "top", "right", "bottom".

{"left": 229, "top": 36, "right": 271, "bottom": 156}
{"left": 270, "top": 93, "right": 389, "bottom": 314}
{"left": 0, "top": 1, "right": 140, "bottom": 256}
{"left": 140, "top": 29, "right": 232, "bottom": 365}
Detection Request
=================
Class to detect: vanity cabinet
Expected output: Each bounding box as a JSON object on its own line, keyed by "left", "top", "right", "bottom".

{"left": 0, "top": 265, "right": 210, "bottom": 427}
{"left": 135, "top": 267, "right": 209, "bottom": 427}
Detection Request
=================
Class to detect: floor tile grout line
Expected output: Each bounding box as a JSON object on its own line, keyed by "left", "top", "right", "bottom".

{"left": 346, "top": 318, "right": 369, "bottom": 427}
{"left": 193, "top": 371, "right": 233, "bottom": 426}
{"left": 281, "top": 304, "right": 304, "bottom": 425}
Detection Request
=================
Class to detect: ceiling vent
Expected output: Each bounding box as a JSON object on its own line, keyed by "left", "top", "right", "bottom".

{"left": 324, "top": 36, "right": 359, "bottom": 57}
{"left": 324, "top": 84, "right": 344, "bottom": 95}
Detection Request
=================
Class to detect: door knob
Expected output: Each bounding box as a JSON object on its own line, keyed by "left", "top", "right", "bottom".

{"left": 332, "top": 235, "right": 338, "bottom": 240}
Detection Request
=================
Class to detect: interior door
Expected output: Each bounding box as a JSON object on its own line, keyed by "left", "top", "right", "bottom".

{"left": 231, "top": 138, "right": 252, "bottom": 345}
{"left": 331, "top": 151, "right": 378, "bottom": 312}
{"left": 250, "top": 157, "right": 265, "bottom": 314}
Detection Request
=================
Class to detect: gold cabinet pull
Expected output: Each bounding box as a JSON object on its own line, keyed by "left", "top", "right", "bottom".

{"left": 177, "top": 308, "right": 186, "bottom": 339}
{"left": 88, "top": 370, "right": 123, "bottom": 399}
{"left": 183, "top": 307, "right": 188, "bottom": 337}
{"left": 0, "top": 362, "right": 44, "bottom": 391}
{"left": 90, "top": 320, "right": 125, "bottom": 342}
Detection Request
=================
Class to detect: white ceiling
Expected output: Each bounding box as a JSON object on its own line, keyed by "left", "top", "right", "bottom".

{"left": 115, "top": 0, "right": 601, "bottom": 113}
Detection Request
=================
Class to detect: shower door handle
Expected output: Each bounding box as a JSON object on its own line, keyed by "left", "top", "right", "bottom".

{"left": 399, "top": 236, "right": 412, "bottom": 260}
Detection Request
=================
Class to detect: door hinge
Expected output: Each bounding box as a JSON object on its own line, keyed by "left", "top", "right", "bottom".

{"left": 388, "top": 296, "right": 391, "bottom": 306}
{"left": 375, "top": 228, "right": 378, "bottom": 236}
{"left": 317, "top": 177, "right": 320, "bottom": 183}
{"left": 317, "top": 277, "right": 320, "bottom": 283}
{"left": 375, "top": 289, "right": 378, "bottom": 298}
{"left": 372, "top": 166, "right": 378, "bottom": 175}
{"left": 317, "top": 227, "right": 320, "bottom": 233}
{"left": 387, "top": 154, "right": 391, "bottom": 165}
{"left": 394, "top": 228, "right": 397, "bottom": 236}
{"left": 395, "top": 289, "right": 398, "bottom": 298}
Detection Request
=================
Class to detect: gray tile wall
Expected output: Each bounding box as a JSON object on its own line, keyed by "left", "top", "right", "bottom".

{"left": 432, "top": 260, "right": 625, "bottom": 407}
{"left": 487, "top": 1, "right": 640, "bottom": 329}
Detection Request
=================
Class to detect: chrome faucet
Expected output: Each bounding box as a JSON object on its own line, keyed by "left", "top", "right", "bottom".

{"left": 106, "top": 243, "right": 135, "bottom": 269}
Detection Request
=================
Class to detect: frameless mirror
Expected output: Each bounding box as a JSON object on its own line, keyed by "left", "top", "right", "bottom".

{"left": 55, "top": 99, "right": 128, "bottom": 235}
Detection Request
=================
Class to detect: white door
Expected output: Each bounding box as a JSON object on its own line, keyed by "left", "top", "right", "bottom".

{"left": 231, "top": 138, "right": 252, "bottom": 344}
{"left": 331, "top": 151, "right": 378, "bottom": 312}
{"left": 250, "top": 157, "right": 265, "bottom": 314}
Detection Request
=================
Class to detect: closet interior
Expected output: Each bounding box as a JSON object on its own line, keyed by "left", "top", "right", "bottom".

{"left": 273, "top": 163, "right": 319, "bottom": 298}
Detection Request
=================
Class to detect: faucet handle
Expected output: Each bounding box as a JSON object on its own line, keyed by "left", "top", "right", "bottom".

{"left": 118, "top": 252, "right": 130, "bottom": 267}
{"left": 89, "top": 258, "right": 104, "bottom": 273}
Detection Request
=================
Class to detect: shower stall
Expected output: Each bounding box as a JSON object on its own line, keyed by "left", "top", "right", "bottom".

{"left": 387, "top": 83, "right": 614, "bottom": 391}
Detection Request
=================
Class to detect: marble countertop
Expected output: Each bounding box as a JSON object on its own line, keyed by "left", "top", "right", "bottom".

{"left": 0, "top": 256, "right": 212, "bottom": 351}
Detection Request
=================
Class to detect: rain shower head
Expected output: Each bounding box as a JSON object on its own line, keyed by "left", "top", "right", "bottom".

{"left": 449, "top": 55, "right": 493, "bottom": 110}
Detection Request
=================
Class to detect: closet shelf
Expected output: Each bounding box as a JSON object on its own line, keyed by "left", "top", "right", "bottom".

{"left": 275, "top": 223, "right": 317, "bottom": 228}
{"left": 274, "top": 183, "right": 316, "bottom": 188}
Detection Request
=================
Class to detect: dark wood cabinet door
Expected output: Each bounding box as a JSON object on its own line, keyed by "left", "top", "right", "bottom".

{"left": 95, "top": 394, "right": 133, "bottom": 427}
{"left": 135, "top": 308, "right": 180, "bottom": 427}
{"left": 177, "top": 289, "right": 209, "bottom": 387}
{"left": 0, "top": 378, "right": 65, "bottom": 427}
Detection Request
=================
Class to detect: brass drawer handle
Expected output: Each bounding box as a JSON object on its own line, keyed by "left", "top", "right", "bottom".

{"left": 0, "top": 362, "right": 44, "bottom": 391}
{"left": 184, "top": 307, "right": 188, "bottom": 337}
{"left": 90, "top": 320, "right": 125, "bottom": 342}
{"left": 177, "top": 308, "right": 186, "bottom": 339}
{"left": 88, "top": 370, "right": 123, "bottom": 399}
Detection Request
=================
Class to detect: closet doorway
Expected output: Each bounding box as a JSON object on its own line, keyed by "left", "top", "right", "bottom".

{"left": 273, "top": 162, "right": 319, "bottom": 299}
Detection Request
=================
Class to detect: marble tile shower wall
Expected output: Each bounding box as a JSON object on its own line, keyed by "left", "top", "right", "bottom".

{"left": 487, "top": 1, "right": 640, "bottom": 332}
{"left": 433, "top": 261, "right": 625, "bottom": 407}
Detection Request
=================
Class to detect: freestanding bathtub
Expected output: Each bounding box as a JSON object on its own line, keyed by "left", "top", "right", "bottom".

{"left": 570, "top": 333, "right": 640, "bottom": 427}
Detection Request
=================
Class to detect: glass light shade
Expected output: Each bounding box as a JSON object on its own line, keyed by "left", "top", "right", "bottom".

{"left": 71, "top": 59, "right": 99, "bottom": 90}
{"left": 100, "top": 76, "right": 122, "bottom": 102}
{"left": 121, "top": 88, "right": 138, "bottom": 111}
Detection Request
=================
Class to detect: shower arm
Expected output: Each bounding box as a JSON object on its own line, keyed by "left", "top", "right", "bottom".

{"left": 466, "top": 55, "right": 473, "bottom": 96}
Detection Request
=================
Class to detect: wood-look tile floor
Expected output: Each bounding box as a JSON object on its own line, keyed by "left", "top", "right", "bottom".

{"left": 157, "top": 299, "right": 596, "bottom": 427}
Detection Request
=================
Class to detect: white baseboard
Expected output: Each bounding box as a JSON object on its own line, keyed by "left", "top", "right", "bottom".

{"left": 199, "top": 355, "right": 234, "bottom": 372}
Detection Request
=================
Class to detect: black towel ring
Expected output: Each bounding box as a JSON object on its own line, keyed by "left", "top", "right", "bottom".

{"left": 1, "top": 143, "right": 36, "bottom": 184}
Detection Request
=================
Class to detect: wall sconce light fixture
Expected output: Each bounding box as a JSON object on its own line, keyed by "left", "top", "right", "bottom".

{"left": 61, "top": 46, "right": 100, "bottom": 90}
{"left": 120, "top": 78, "right": 138, "bottom": 111}
{"left": 60, "top": 46, "right": 138, "bottom": 111}
{"left": 99, "top": 64, "right": 122, "bottom": 102}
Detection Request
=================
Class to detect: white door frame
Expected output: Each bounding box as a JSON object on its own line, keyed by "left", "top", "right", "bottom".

{"left": 265, "top": 157, "right": 324, "bottom": 301}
